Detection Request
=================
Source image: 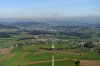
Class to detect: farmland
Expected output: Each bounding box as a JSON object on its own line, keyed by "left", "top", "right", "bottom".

{"left": 0, "top": 43, "right": 100, "bottom": 66}
{"left": 0, "top": 22, "right": 100, "bottom": 66}
{"left": 0, "top": 32, "right": 100, "bottom": 66}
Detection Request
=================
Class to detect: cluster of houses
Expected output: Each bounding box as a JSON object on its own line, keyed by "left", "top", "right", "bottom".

{"left": 13, "top": 35, "right": 100, "bottom": 46}
{"left": 9, "top": 35, "right": 100, "bottom": 53}
{"left": 32, "top": 35, "right": 100, "bottom": 45}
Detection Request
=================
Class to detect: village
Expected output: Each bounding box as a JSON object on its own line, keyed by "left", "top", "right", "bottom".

{"left": 12, "top": 35, "right": 100, "bottom": 54}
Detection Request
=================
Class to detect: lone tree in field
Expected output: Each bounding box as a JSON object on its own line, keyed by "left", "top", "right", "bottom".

{"left": 74, "top": 60, "right": 80, "bottom": 66}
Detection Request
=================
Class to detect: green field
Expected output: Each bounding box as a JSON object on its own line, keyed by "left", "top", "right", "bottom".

{"left": 0, "top": 44, "right": 100, "bottom": 66}
{"left": 0, "top": 32, "right": 100, "bottom": 66}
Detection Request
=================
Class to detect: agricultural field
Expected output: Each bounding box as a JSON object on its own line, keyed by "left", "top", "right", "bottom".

{"left": 0, "top": 44, "right": 100, "bottom": 66}
{"left": 0, "top": 32, "right": 100, "bottom": 66}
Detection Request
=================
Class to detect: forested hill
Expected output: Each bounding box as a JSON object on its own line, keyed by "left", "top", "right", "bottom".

{"left": 0, "top": 24, "right": 18, "bottom": 29}
{"left": 6, "top": 22, "right": 49, "bottom": 27}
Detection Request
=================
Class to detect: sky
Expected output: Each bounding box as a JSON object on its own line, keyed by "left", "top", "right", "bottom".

{"left": 0, "top": 0, "right": 100, "bottom": 19}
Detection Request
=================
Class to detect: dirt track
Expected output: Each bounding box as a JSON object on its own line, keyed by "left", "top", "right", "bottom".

{"left": 20, "top": 59, "right": 100, "bottom": 66}
{"left": 20, "top": 58, "right": 68, "bottom": 66}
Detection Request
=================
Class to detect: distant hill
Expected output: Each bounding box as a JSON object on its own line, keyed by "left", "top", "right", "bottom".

{"left": 5, "top": 22, "right": 54, "bottom": 30}
{"left": 7, "top": 22, "right": 46, "bottom": 26}
{"left": 0, "top": 24, "right": 18, "bottom": 29}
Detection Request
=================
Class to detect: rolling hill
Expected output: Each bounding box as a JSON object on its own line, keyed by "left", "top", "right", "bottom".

{"left": 0, "top": 24, "right": 18, "bottom": 29}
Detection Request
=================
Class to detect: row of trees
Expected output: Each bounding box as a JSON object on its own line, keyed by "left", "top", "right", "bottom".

{"left": 39, "top": 45, "right": 81, "bottom": 51}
